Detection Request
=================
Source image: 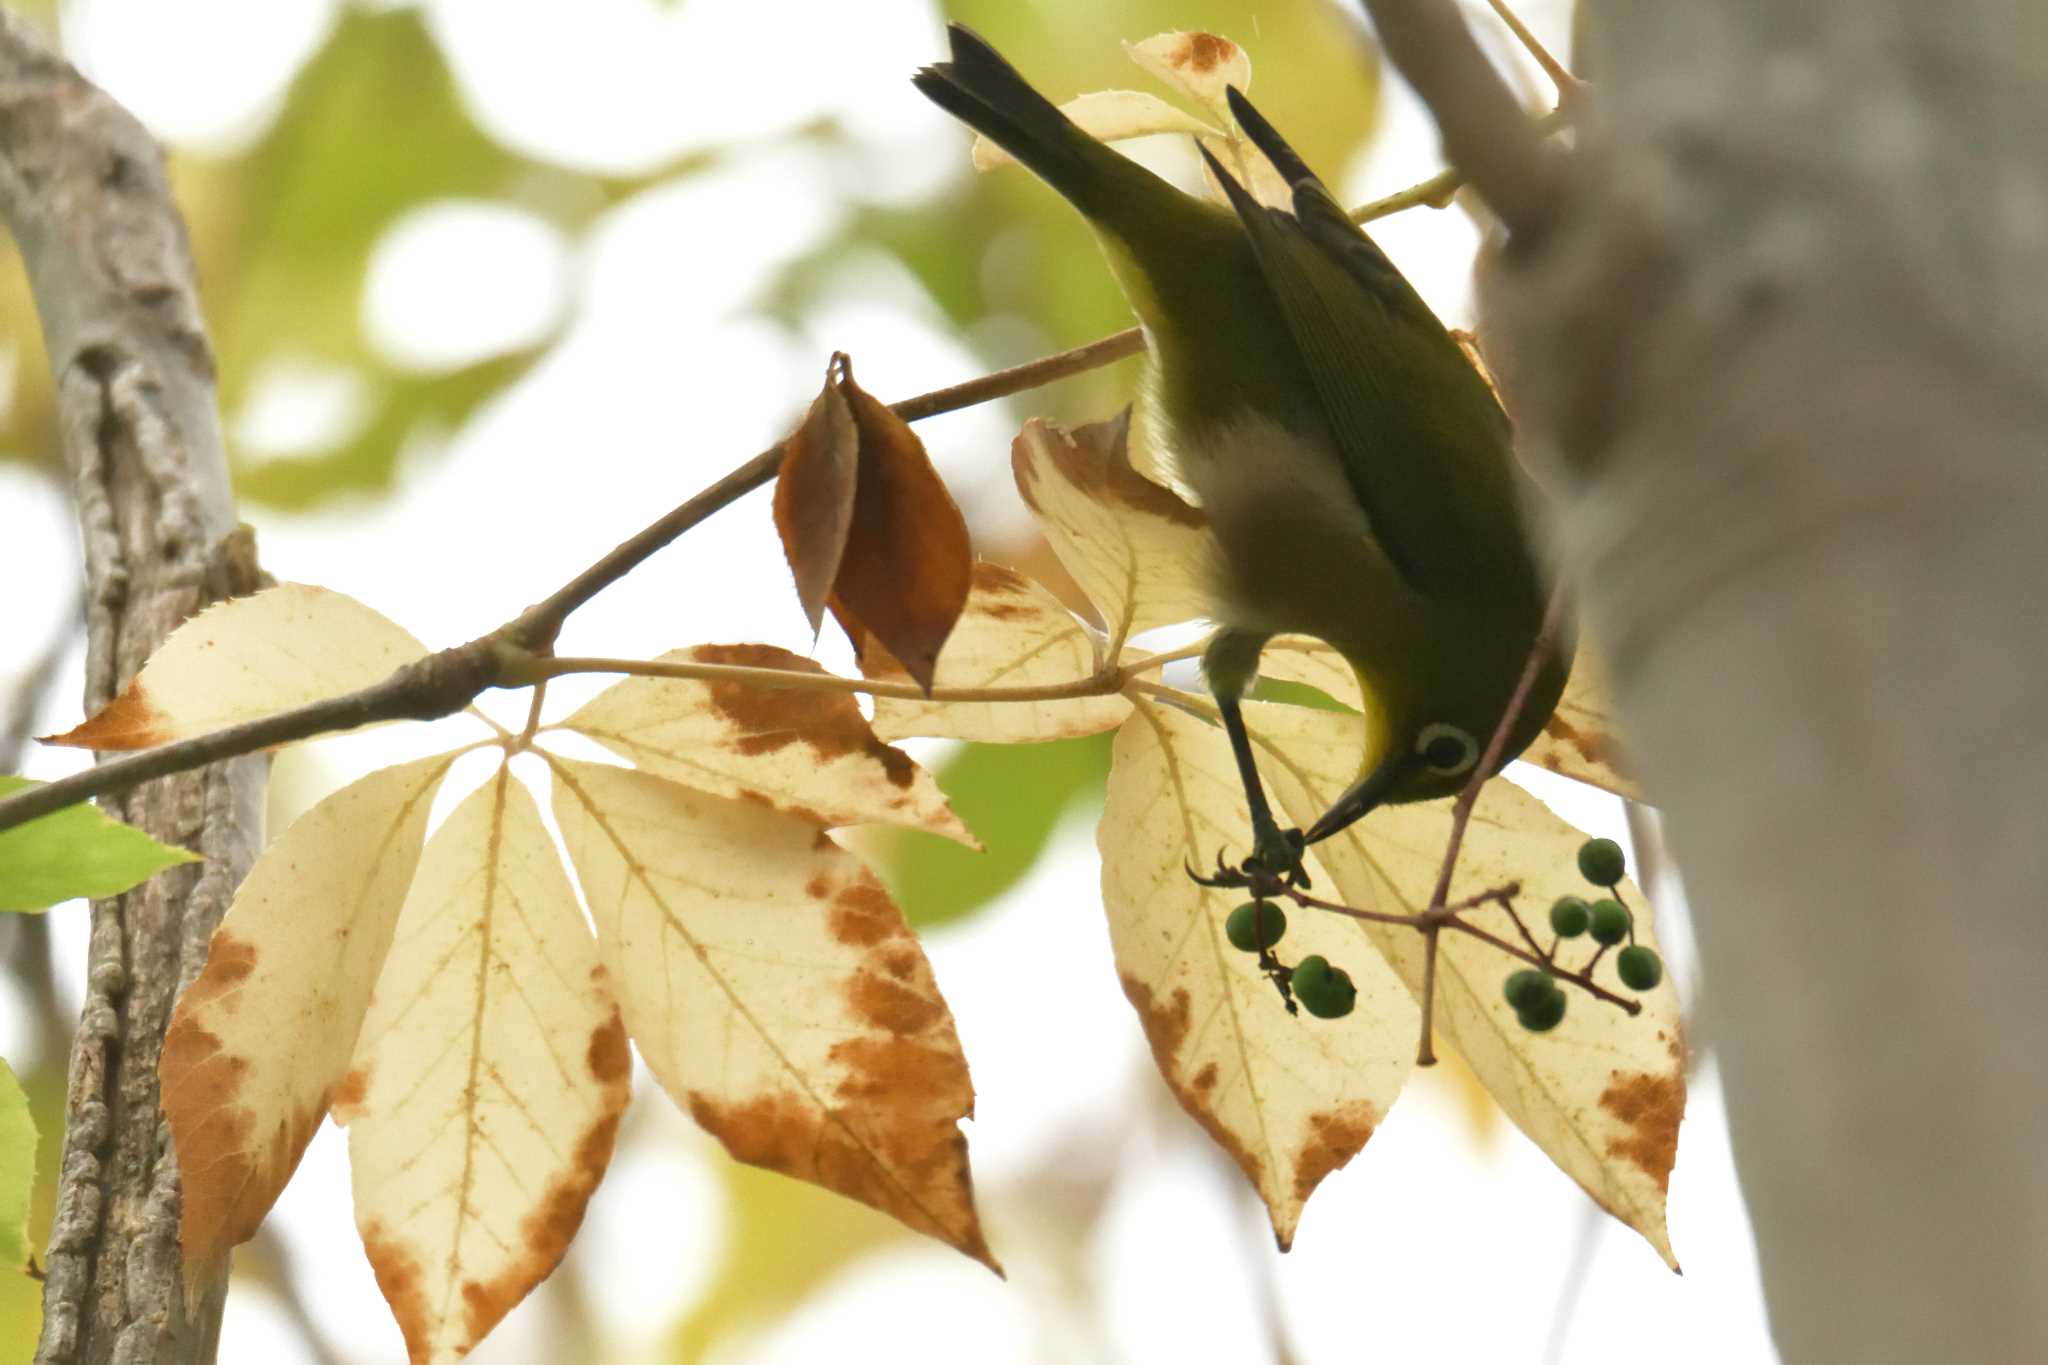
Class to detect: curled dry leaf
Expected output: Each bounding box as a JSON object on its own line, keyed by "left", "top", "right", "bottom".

{"left": 1124, "top": 31, "right": 1252, "bottom": 120}
{"left": 549, "top": 758, "right": 995, "bottom": 1271}
{"left": 337, "top": 771, "right": 631, "bottom": 1365}
{"left": 771, "top": 364, "right": 860, "bottom": 635}
{"left": 771, "top": 355, "right": 972, "bottom": 693}
{"left": 562, "top": 642, "right": 975, "bottom": 844}
{"left": 866, "top": 561, "right": 1131, "bottom": 743}
{"left": 162, "top": 752, "right": 454, "bottom": 1275}
{"left": 1248, "top": 702, "right": 1685, "bottom": 1266}
{"left": 1012, "top": 411, "right": 1217, "bottom": 648}
{"left": 1101, "top": 697, "right": 1411, "bottom": 1247}
{"left": 46, "top": 583, "right": 427, "bottom": 750}
{"left": 971, "top": 89, "right": 1214, "bottom": 172}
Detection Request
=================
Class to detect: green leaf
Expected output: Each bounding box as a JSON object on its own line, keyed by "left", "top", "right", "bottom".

{"left": 879, "top": 735, "right": 1111, "bottom": 931}
{"left": 0, "top": 776, "right": 198, "bottom": 913}
{"left": 0, "top": 1059, "right": 35, "bottom": 1269}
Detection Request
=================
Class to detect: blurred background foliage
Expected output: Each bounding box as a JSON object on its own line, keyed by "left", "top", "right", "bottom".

{"left": 0, "top": 1, "right": 1400, "bottom": 1360}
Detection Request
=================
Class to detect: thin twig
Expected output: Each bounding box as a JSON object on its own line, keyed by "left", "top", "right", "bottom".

{"left": 1478, "top": 0, "right": 1583, "bottom": 98}
{"left": 1411, "top": 584, "right": 1573, "bottom": 1061}
{"left": 1357, "top": 0, "right": 1566, "bottom": 237}
{"left": 523, "top": 653, "right": 1125, "bottom": 704}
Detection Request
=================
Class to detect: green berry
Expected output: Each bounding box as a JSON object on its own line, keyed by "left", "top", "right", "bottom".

{"left": 1295, "top": 961, "right": 1357, "bottom": 1019}
{"left": 1589, "top": 898, "right": 1631, "bottom": 946}
{"left": 1617, "top": 945, "right": 1664, "bottom": 991}
{"left": 1225, "top": 901, "right": 1287, "bottom": 952}
{"left": 1504, "top": 968, "right": 1553, "bottom": 1012}
{"left": 1577, "top": 837, "right": 1626, "bottom": 887}
{"left": 1549, "top": 895, "right": 1591, "bottom": 938}
{"left": 1517, "top": 986, "right": 1567, "bottom": 1032}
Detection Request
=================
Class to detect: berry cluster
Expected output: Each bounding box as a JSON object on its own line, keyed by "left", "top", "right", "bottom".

{"left": 1501, "top": 837, "right": 1664, "bottom": 1032}
{"left": 1224, "top": 900, "right": 1357, "bottom": 1019}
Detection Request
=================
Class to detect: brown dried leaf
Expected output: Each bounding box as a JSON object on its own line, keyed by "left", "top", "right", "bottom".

{"left": 561, "top": 642, "right": 975, "bottom": 844}
{"left": 549, "top": 758, "right": 996, "bottom": 1271}
{"left": 772, "top": 370, "right": 860, "bottom": 635}
{"left": 1012, "top": 411, "right": 1218, "bottom": 647}
{"left": 866, "top": 562, "right": 1131, "bottom": 743}
{"left": 822, "top": 357, "right": 973, "bottom": 693}
{"left": 162, "top": 753, "right": 454, "bottom": 1275}
{"left": 338, "top": 771, "right": 631, "bottom": 1365}
{"left": 1100, "top": 697, "right": 1411, "bottom": 1246}
{"left": 47, "top": 584, "right": 426, "bottom": 750}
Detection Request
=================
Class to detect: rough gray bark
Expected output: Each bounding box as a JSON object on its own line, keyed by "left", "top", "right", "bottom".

{"left": 0, "top": 10, "right": 262, "bottom": 1363}
{"left": 1474, "top": 4, "right": 2048, "bottom": 1360}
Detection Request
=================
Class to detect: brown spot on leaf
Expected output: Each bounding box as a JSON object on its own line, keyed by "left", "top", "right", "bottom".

{"left": 1292, "top": 1103, "right": 1377, "bottom": 1206}
{"left": 163, "top": 978, "right": 322, "bottom": 1268}
{"left": 969, "top": 562, "right": 1042, "bottom": 621}
{"left": 459, "top": 1110, "right": 623, "bottom": 1352}
{"left": 1179, "top": 32, "right": 1236, "bottom": 73}
{"left": 361, "top": 1219, "right": 435, "bottom": 1365}
{"left": 41, "top": 677, "right": 170, "bottom": 750}
{"left": 688, "top": 1085, "right": 996, "bottom": 1271}
{"left": 1192, "top": 1062, "right": 1218, "bottom": 1093}
{"left": 180, "top": 931, "right": 257, "bottom": 1009}
{"left": 828, "top": 879, "right": 902, "bottom": 948}
{"left": 848, "top": 971, "right": 943, "bottom": 1035}
{"left": 1600, "top": 1070, "right": 1684, "bottom": 1193}
{"left": 1544, "top": 712, "right": 1621, "bottom": 769}
{"left": 587, "top": 1012, "right": 631, "bottom": 1085}
{"left": 1120, "top": 974, "right": 1265, "bottom": 1192}
{"left": 688, "top": 642, "right": 919, "bottom": 788}
{"left": 326, "top": 1066, "right": 370, "bottom": 1121}
{"left": 805, "top": 874, "right": 833, "bottom": 900}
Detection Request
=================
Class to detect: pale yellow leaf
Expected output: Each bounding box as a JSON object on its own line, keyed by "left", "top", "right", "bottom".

{"left": 868, "top": 561, "right": 1130, "bottom": 743}
{"left": 1251, "top": 703, "right": 1686, "bottom": 1266}
{"left": 562, "top": 643, "right": 974, "bottom": 845}
{"left": 1101, "top": 697, "right": 1410, "bottom": 1247}
{"left": 1522, "top": 646, "right": 1644, "bottom": 801}
{"left": 47, "top": 584, "right": 427, "bottom": 750}
{"left": 1012, "top": 412, "right": 1219, "bottom": 647}
{"left": 337, "top": 771, "right": 630, "bottom": 1365}
{"left": 548, "top": 757, "right": 995, "bottom": 1270}
{"left": 1256, "top": 636, "right": 1364, "bottom": 709}
{"left": 1196, "top": 130, "right": 1296, "bottom": 210}
{"left": 971, "top": 88, "right": 1215, "bottom": 171}
{"left": 162, "top": 752, "right": 455, "bottom": 1274}
{"left": 1124, "top": 31, "right": 1251, "bottom": 122}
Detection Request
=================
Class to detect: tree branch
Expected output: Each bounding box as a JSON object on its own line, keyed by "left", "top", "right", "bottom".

{"left": 0, "top": 9, "right": 253, "bottom": 1361}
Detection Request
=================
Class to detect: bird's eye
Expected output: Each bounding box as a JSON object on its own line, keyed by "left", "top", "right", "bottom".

{"left": 1416, "top": 723, "right": 1478, "bottom": 776}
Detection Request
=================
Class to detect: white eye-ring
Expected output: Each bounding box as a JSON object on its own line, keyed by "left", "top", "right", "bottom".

{"left": 1416, "top": 723, "right": 1479, "bottom": 776}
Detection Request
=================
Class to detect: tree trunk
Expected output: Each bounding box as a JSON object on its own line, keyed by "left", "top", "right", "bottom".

{"left": 0, "top": 10, "right": 262, "bottom": 1362}
{"left": 1479, "top": 3, "right": 2048, "bottom": 1359}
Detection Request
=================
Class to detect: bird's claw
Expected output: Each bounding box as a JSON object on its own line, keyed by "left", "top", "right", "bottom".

{"left": 1186, "top": 824, "right": 1311, "bottom": 896}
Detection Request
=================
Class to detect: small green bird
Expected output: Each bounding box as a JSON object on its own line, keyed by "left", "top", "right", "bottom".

{"left": 915, "top": 26, "right": 1570, "bottom": 882}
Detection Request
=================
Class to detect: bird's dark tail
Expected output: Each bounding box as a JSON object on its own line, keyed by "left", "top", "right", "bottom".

{"left": 913, "top": 25, "right": 1120, "bottom": 214}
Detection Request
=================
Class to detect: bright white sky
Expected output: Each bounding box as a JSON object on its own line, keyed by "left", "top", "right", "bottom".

{"left": 0, "top": 1, "right": 1779, "bottom": 1361}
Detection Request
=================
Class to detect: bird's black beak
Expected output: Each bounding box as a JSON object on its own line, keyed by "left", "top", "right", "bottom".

{"left": 1303, "top": 752, "right": 1420, "bottom": 846}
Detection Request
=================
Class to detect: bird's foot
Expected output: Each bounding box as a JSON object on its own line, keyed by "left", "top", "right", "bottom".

{"left": 1188, "top": 820, "right": 1310, "bottom": 895}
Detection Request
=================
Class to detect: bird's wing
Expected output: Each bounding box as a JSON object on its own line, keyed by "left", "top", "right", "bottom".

{"left": 1201, "top": 90, "right": 1526, "bottom": 601}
